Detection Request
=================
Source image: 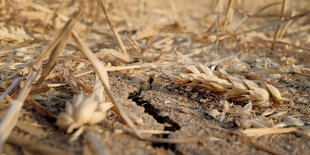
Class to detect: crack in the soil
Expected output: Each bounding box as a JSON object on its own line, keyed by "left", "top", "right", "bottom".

{"left": 128, "top": 78, "right": 182, "bottom": 154}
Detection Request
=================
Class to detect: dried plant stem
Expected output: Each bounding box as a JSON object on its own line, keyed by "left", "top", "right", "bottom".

{"left": 271, "top": 0, "right": 286, "bottom": 50}
{"left": 207, "top": 15, "right": 219, "bottom": 32}
{"left": 233, "top": 2, "right": 282, "bottom": 32}
{"left": 250, "top": 2, "right": 282, "bottom": 17}
{"left": 287, "top": 24, "right": 310, "bottom": 35}
{"left": 241, "top": 127, "right": 298, "bottom": 137}
{"left": 0, "top": 77, "right": 21, "bottom": 102}
{"left": 169, "top": 0, "right": 179, "bottom": 23}
{"left": 29, "top": 3, "right": 69, "bottom": 21}
{"left": 0, "top": 10, "right": 82, "bottom": 148}
{"left": 72, "top": 31, "right": 144, "bottom": 138}
{"left": 98, "top": 0, "right": 130, "bottom": 62}
{"left": 258, "top": 38, "right": 310, "bottom": 51}
{"left": 35, "top": 10, "right": 84, "bottom": 87}
{"left": 0, "top": 72, "right": 38, "bottom": 149}
{"left": 74, "top": 62, "right": 177, "bottom": 77}
{"left": 139, "top": 129, "right": 172, "bottom": 135}
{"left": 278, "top": 10, "right": 296, "bottom": 39}
{"left": 275, "top": 0, "right": 287, "bottom": 39}
{"left": 26, "top": 96, "right": 57, "bottom": 119}
{"left": 239, "top": 9, "right": 310, "bottom": 35}
{"left": 142, "top": 136, "right": 209, "bottom": 144}
{"left": 222, "top": 0, "right": 234, "bottom": 32}
{"left": 235, "top": 133, "right": 283, "bottom": 155}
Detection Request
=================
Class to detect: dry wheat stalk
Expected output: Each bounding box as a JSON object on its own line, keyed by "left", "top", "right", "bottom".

{"left": 271, "top": 0, "right": 287, "bottom": 50}
{"left": 98, "top": 0, "right": 130, "bottom": 62}
{"left": 171, "top": 63, "right": 289, "bottom": 107}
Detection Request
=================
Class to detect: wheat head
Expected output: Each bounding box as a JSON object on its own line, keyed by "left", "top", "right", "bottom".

{"left": 171, "top": 63, "right": 289, "bottom": 107}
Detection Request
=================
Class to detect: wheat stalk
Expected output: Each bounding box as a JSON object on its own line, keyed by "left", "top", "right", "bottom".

{"left": 171, "top": 63, "right": 289, "bottom": 107}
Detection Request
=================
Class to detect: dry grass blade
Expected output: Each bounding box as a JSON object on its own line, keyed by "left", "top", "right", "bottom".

{"left": 141, "top": 136, "right": 210, "bottom": 144}
{"left": 271, "top": 0, "right": 286, "bottom": 50}
{"left": 35, "top": 9, "right": 84, "bottom": 87}
{"left": 222, "top": 0, "right": 234, "bottom": 32}
{"left": 241, "top": 127, "right": 298, "bottom": 137}
{"left": 169, "top": 0, "right": 179, "bottom": 22}
{"left": 233, "top": 2, "right": 282, "bottom": 32}
{"left": 98, "top": 0, "right": 130, "bottom": 62}
{"left": 0, "top": 74, "right": 38, "bottom": 149}
{"left": 257, "top": 37, "right": 310, "bottom": 51}
{"left": 139, "top": 129, "right": 172, "bottom": 135}
{"left": 238, "top": 9, "right": 310, "bottom": 35}
{"left": 74, "top": 62, "right": 176, "bottom": 77}
{"left": 278, "top": 10, "right": 296, "bottom": 39}
{"left": 0, "top": 10, "right": 83, "bottom": 149}
{"left": 26, "top": 96, "right": 57, "bottom": 119}
{"left": 0, "top": 77, "right": 21, "bottom": 102}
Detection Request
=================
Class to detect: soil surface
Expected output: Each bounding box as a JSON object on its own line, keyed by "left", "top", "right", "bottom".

{"left": 2, "top": 72, "right": 310, "bottom": 155}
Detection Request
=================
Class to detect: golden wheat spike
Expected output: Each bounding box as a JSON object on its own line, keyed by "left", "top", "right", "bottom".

{"left": 172, "top": 64, "right": 287, "bottom": 107}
